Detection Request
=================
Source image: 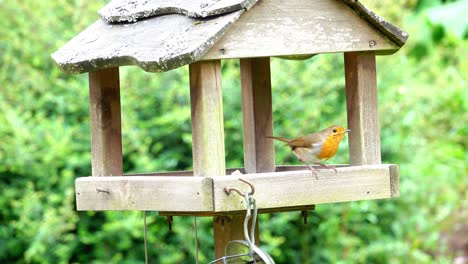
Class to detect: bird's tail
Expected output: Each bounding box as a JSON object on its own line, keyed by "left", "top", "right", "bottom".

{"left": 266, "top": 136, "right": 291, "bottom": 144}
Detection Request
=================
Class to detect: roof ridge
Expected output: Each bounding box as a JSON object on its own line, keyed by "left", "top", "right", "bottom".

{"left": 342, "top": 0, "right": 409, "bottom": 46}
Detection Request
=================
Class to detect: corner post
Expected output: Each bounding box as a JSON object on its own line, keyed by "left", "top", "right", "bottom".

{"left": 241, "top": 57, "right": 276, "bottom": 173}
{"left": 189, "top": 60, "right": 229, "bottom": 258}
{"left": 344, "top": 52, "right": 381, "bottom": 165}
{"left": 88, "top": 67, "right": 123, "bottom": 176}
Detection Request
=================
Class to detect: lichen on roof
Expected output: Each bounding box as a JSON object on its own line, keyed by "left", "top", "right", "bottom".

{"left": 52, "top": 0, "right": 254, "bottom": 73}
{"left": 99, "top": 0, "right": 257, "bottom": 23}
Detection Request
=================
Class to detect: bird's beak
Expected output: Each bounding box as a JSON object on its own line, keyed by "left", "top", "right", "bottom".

{"left": 342, "top": 129, "right": 351, "bottom": 134}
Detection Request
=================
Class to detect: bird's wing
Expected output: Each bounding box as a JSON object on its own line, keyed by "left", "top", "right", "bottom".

{"left": 266, "top": 136, "right": 290, "bottom": 144}
{"left": 288, "top": 133, "right": 323, "bottom": 147}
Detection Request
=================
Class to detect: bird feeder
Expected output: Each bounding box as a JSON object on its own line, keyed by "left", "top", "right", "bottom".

{"left": 52, "top": 0, "right": 407, "bottom": 257}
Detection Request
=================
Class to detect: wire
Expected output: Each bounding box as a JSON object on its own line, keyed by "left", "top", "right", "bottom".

{"left": 144, "top": 211, "right": 148, "bottom": 264}
{"left": 194, "top": 216, "right": 199, "bottom": 264}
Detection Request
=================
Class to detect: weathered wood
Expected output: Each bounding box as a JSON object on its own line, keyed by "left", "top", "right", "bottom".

{"left": 238, "top": 57, "right": 275, "bottom": 246}
{"left": 213, "top": 164, "right": 397, "bottom": 212}
{"left": 53, "top": 0, "right": 408, "bottom": 74}
{"left": 52, "top": 11, "right": 243, "bottom": 73}
{"left": 159, "top": 205, "right": 316, "bottom": 217}
{"left": 124, "top": 165, "right": 348, "bottom": 177}
{"left": 344, "top": 52, "right": 381, "bottom": 165}
{"left": 88, "top": 68, "right": 123, "bottom": 176}
{"left": 240, "top": 57, "right": 275, "bottom": 173}
{"left": 214, "top": 214, "right": 246, "bottom": 257}
{"left": 189, "top": 60, "right": 228, "bottom": 258}
{"left": 203, "top": 0, "right": 399, "bottom": 60}
{"left": 189, "top": 60, "right": 226, "bottom": 177}
{"left": 342, "top": 0, "right": 409, "bottom": 46}
{"left": 389, "top": 163, "right": 400, "bottom": 197}
{"left": 100, "top": 0, "right": 257, "bottom": 22}
{"left": 74, "top": 164, "right": 398, "bottom": 211}
{"left": 75, "top": 176, "right": 213, "bottom": 211}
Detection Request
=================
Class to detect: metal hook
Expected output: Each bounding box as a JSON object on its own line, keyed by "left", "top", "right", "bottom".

{"left": 224, "top": 177, "right": 255, "bottom": 196}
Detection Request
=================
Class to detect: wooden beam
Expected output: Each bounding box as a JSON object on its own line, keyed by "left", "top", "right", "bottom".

{"left": 344, "top": 52, "right": 381, "bottom": 165}
{"left": 213, "top": 164, "right": 397, "bottom": 212}
{"left": 75, "top": 176, "right": 213, "bottom": 211}
{"left": 74, "top": 164, "right": 399, "bottom": 212}
{"left": 240, "top": 57, "right": 275, "bottom": 173}
{"left": 88, "top": 68, "right": 123, "bottom": 176}
{"left": 159, "top": 205, "right": 316, "bottom": 217}
{"left": 189, "top": 60, "right": 226, "bottom": 177}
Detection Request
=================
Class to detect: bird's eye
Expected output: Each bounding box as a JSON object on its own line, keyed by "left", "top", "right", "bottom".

{"left": 332, "top": 128, "right": 337, "bottom": 133}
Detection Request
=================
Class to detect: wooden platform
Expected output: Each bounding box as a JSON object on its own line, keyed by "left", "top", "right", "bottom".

{"left": 75, "top": 164, "right": 399, "bottom": 213}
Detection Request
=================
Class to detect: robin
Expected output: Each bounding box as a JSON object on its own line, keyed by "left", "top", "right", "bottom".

{"left": 268, "top": 125, "right": 350, "bottom": 178}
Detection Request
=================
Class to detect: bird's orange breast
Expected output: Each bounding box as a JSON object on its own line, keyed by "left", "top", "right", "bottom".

{"left": 317, "top": 134, "right": 343, "bottom": 160}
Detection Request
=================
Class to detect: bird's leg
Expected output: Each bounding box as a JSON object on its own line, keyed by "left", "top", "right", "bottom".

{"left": 314, "top": 162, "right": 338, "bottom": 174}
{"left": 300, "top": 161, "right": 318, "bottom": 180}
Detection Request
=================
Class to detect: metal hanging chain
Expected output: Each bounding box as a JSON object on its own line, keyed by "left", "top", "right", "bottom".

{"left": 143, "top": 211, "right": 148, "bottom": 264}
{"left": 243, "top": 192, "right": 258, "bottom": 258}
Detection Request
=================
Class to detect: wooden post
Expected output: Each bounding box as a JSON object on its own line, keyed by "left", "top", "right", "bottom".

{"left": 241, "top": 57, "right": 276, "bottom": 173}
{"left": 88, "top": 67, "right": 123, "bottom": 176}
{"left": 189, "top": 60, "right": 228, "bottom": 258}
{"left": 344, "top": 52, "right": 381, "bottom": 165}
{"left": 189, "top": 61, "right": 226, "bottom": 177}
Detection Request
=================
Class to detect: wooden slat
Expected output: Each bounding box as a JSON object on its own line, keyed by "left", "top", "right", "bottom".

{"left": 213, "top": 164, "right": 397, "bottom": 212}
{"left": 344, "top": 52, "right": 381, "bottom": 165}
{"left": 123, "top": 165, "right": 346, "bottom": 177}
{"left": 75, "top": 176, "right": 213, "bottom": 211}
{"left": 88, "top": 68, "right": 123, "bottom": 176}
{"left": 202, "top": 0, "right": 398, "bottom": 60}
{"left": 240, "top": 57, "right": 275, "bottom": 173}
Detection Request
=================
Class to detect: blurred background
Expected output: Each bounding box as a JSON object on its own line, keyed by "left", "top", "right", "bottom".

{"left": 0, "top": 0, "right": 466, "bottom": 263}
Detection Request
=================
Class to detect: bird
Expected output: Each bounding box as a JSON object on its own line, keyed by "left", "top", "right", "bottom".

{"left": 268, "top": 125, "right": 350, "bottom": 178}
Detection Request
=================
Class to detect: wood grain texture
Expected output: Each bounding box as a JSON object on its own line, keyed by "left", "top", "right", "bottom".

{"left": 344, "top": 52, "right": 381, "bottom": 165}
{"left": 189, "top": 60, "right": 228, "bottom": 258}
{"left": 74, "top": 164, "right": 399, "bottom": 211}
{"left": 52, "top": 11, "right": 242, "bottom": 73}
{"left": 202, "top": 0, "right": 399, "bottom": 60}
{"left": 75, "top": 176, "right": 213, "bottom": 211}
{"left": 389, "top": 163, "right": 400, "bottom": 197}
{"left": 189, "top": 60, "right": 226, "bottom": 177}
{"left": 240, "top": 57, "right": 275, "bottom": 173}
{"left": 123, "top": 165, "right": 346, "bottom": 177}
{"left": 213, "top": 164, "right": 398, "bottom": 212}
{"left": 99, "top": 0, "right": 257, "bottom": 22}
{"left": 88, "top": 68, "right": 123, "bottom": 176}
{"left": 342, "top": 0, "right": 409, "bottom": 46}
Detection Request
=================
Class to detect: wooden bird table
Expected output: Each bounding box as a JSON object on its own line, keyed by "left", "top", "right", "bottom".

{"left": 52, "top": 0, "right": 407, "bottom": 259}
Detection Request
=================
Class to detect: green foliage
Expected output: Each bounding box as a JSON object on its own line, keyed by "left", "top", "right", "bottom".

{"left": 0, "top": 0, "right": 466, "bottom": 263}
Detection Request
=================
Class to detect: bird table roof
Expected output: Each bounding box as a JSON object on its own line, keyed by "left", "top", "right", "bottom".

{"left": 52, "top": 0, "right": 408, "bottom": 74}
